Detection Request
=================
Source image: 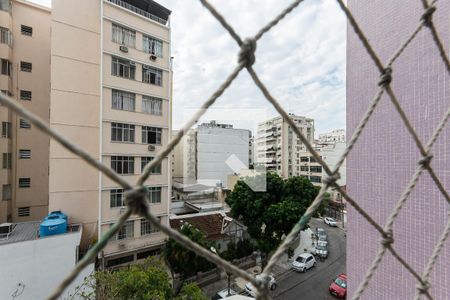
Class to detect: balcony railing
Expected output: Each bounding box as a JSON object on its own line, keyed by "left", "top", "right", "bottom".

{"left": 107, "top": 0, "right": 168, "bottom": 26}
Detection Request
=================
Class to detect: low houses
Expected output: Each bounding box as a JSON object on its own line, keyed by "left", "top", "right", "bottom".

{"left": 170, "top": 212, "right": 245, "bottom": 250}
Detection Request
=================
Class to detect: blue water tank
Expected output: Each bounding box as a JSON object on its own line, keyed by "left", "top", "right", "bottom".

{"left": 40, "top": 218, "right": 67, "bottom": 237}
{"left": 44, "top": 210, "right": 68, "bottom": 222}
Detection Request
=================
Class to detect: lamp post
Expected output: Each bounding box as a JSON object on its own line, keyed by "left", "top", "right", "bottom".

{"left": 210, "top": 246, "right": 231, "bottom": 296}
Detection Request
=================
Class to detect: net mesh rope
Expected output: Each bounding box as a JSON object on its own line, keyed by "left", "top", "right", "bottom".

{"left": 0, "top": 0, "right": 448, "bottom": 299}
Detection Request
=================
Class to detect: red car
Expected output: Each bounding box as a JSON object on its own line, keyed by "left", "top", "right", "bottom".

{"left": 329, "top": 273, "right": 347, "bottom": 298}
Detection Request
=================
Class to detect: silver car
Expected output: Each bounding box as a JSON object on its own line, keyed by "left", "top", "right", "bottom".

{"left": 315, "top": 241, "right": 328, "bottom": 258}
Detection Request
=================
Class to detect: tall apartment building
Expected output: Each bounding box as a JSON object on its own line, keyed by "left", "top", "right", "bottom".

{"left": 348, "top": 1, "right": 450, "bottom": 298}
{"left": 173, "top": 121, "right": 250, "bottom": 189}
{"left": 298, "top": 141, "right": 346, "bottom": 187}
{"left": 49, "top": 0, "right": 172, "bottom": 267}
{"left": 318, "top": 129, "right": 345, "bottom": 144}
{"left": 255, "top": 114, "right": 314, "bottom": 178}
{"left": 0, "top": 0, "right": 50, "bottom": 223}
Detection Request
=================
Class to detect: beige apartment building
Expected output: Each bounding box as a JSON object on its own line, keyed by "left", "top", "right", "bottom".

{"left": 255, "top": 114, "right": 314, "bottom": 178}
{"left": 49, "top": 0, "right": 172, "bottom": 267}
{"left": 0, "top": 0, "right": 50, "bottom": 223}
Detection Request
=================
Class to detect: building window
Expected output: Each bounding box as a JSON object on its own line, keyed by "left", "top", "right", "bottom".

{"left": 112, "top": 23, "right": 135, "bottom": 47}
{"left": 142, "top": 35, "right": 163, "bottom": 57}
{"left": 112, "top": 89, "right": 135, "bottom": 111}
{"left": 19, "top": 119, "right": 31, "bottom": 129}
{"left": 300, "top": 166, "right": 308, "bottom": 172}
{"left": 20, "top": 25, "right": 32, "bottom": 36}
{"left": 2, "top": 153, "right": 11, "bottom": 169}
{"left": 0, "top": 0, "right": 11, "bottom": 12}
{"left": 18, "top": 178, "right": 31, "bottom": 188}
{"left": 110, "top": 189, "right": 124, "bottom": 208}
{"left": 142, "top": 96, "right": 162, "bottom": 115}
{"left": 1, "top": 59, "right": 12, "bottom": 76}
{"left": 19, "top": 149, "right": 31, "bottom": 159}
{"left": 106, "top": 255, "right": 134, "bottom": 267}
{"left": 136, "top": 249, "right": 160, "bottom": 260}
{"left": 111, "top": 156, "right": 134, "bottom": 174}
{"left": 310, "top": 166, "right": 322, "bottom": 173}
{"left": 142, "top": 126, "right": 162, "bottom": 144}
{"left": 146, "top": 186, "right": 161, "bottom": 204}
{"left": 141, "top": 157, "right": 161, "bottom": 174}
{"left": 142, "top": 65, "right": 162, "bottom": 86}
{"left": 0, "top": 27, "right": 12, "bottom": 46}
{"left": 20, "top": 90, "right": 32, "bottom": 101}
{"left": 20, "top": 61, "right": 32, "bottom": 72}
{"left": 140, "top": 218, "right": 160, "bottom": 236}
{"left": 115, "top": 220, "right": 134, "bottom": 240}
{"left": 300, "top": 156, "right": 309, "bottom": 162}
{"left": 2, "top": 184, "right": 11, "bottom": 200}
{"left": 18, "top": 207, "right": 30, "bottom": 217}
{"left": 111, "top": 122, "right": 135, "bottom": 143}
{"left": 111, "top": 56, "right": 135, "bottom": 79}
{"left": 2, "top": 122, "right": 11, "bottom": 137}
{"left": 310, "top": 176, "right": 322, "bottom": 183}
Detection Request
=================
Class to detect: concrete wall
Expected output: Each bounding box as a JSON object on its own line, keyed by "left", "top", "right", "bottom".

{"left": 347, "top": 1, "right": 450, "bottom": 298}
{"left": 197, "top": 126, "right": 249, "bottom": 188}
{"left": 0, "top": 230, "right": 94, "bottom": 299}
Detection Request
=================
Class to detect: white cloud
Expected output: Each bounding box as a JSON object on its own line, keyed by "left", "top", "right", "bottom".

{"left": 28, "top": 0, "right": 346, "bottom": 136}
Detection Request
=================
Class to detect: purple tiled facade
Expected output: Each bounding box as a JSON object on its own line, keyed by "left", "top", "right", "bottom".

{"left": 347, "top": 1, "right": 450, "bottom": 299}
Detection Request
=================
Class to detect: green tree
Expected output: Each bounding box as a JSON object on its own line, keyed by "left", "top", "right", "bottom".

{"left": 226, "top": 173, "right": 319, "bottom": 261}
{"left": 175, "top": 283, "right": 208, "bottom": 300}
{"left": 69, "top": 257, "right": 206, "bottom": 300}
{"left": 163, "top": 223, "right": 215, "bottom": 278}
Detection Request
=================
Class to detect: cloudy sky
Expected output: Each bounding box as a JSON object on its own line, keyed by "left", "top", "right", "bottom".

{"left": 31, "top": 0, "right": 346, "bottom": 136}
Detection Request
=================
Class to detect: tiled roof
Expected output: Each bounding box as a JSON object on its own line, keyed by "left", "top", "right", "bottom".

{"left": 170, "top": 213, "right": 230, "bottom": 241}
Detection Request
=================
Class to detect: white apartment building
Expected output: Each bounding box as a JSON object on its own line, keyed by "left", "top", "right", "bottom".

{"left": 298, "top": 141, "right": 346, "bottom": 187}
{"left": 255, "top": 114, "right": 315, "bottom": 178}
{"left": 49, "top": 0, "right": 172, "bottom": 268}
{"left": 318, "top": 129, "right": 346, "bottom": 144}
{"left": 172, "top": 121, "right": 250, "bottom": 189}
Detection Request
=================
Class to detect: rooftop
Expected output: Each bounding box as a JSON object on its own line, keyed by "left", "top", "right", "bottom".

{"left": 107, "top": 0, "right": 171, "bottom": 26}
{"left": 0, "top": 222, "right": 81, "bottom": 246}
{"left": 170, "top": 213, "right": 234, "bottom": 241}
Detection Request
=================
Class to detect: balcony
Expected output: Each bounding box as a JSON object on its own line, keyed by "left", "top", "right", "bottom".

{"left": 106, "top": 0, "right": 171, "bottom": 26}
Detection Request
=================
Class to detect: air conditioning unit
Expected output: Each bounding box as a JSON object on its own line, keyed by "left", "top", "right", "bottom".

{"left": 150, "top": 54, "right": 157, "bottom": 61}
{"left": 118, "top": 242, "right": 126, "bottom": 249}
{"left": 119, "top": 208, "right": 127, "bottom": 214}
{"left": 148, "top": 145, "right": 156, "bottom": 152}
{"left": 119, "top": 45, "right": 129, "bottom": 53}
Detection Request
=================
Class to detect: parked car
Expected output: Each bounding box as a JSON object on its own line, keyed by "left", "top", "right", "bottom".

{"left": 244, "top": 273, "right": 277, "bottom": 297}
{"left": 292, "top": 252, "right": 316, "bottom": 272}
{"left": 315, "top": 240, "right": 328, "bottom": 258}
{"left": 329, "top": 273, "right": 347, "bottom": 298}
{"left": 324, "top": 217, "right": 337, "bottom": 227}
{"left": 316, "top": 227, "right": 327, "bottom": 239}
{"left": 211, "top": 287, "right": 238, "bottom": 300}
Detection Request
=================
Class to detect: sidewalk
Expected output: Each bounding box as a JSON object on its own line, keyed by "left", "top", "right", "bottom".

{"left": 274, "top": 228, "right": 315, "bottom": 272}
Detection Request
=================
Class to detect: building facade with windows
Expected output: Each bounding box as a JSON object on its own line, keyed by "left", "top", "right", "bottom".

{"left": 49, "top": 0, "right": 172, "bottom": 268}
{"left": 255, "top": 114, "right": 314, "bottom": 178}
{"left": 298, "top": 141, "right": 346, "bottom": 187}
{"left": 318, "top": 129, "right": 346, "bottom": 144}
{"left": 0, "top": 0, "right": 50, "bottom": 223}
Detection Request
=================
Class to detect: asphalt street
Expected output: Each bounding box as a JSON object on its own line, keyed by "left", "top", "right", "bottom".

{"left": 273, "top": 218, "right": 346, "bottom": 300}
